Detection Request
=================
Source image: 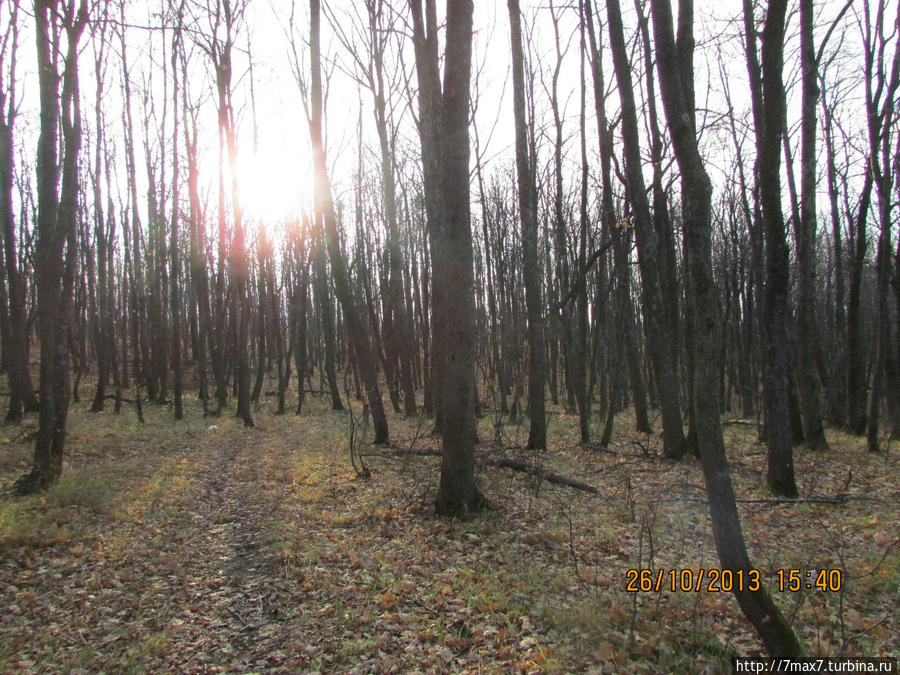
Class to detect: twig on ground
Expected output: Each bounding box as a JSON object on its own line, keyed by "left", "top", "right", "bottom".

{"left": 673, "top": 494, "right": 872, "bottom": 506}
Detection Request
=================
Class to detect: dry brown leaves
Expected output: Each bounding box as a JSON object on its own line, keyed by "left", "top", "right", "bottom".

{"left": 0, "top": 399, "right": 898, "bottom": 673}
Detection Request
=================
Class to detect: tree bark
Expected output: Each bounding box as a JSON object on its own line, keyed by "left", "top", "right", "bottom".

{"left": 310, "top": 0, "right": 387, "bottom": 445}
{"left": 21, "top": 0, "right": 87, "bottom": 492}
{"left": 794, "top": 0, "right": 827, "bottom": 449}
{"left": 650, "top": 0, "right": 805, "bottom": 655}
{"left": 863, "top": 0, "right": 900, "bottom": 451}
{"left": 170, "top": 14, "right": 184, "bottom": 420}
{"left": 508, "top": 0, "right": 547, "bottom": 451}
{"left": 0, "top": 4, "right": 38, "bottom": 421}
{"left": 744, "top": 0, "right": 798, "bottom": 497}
{"left": 605, "top": 0, "right": 687, "bottom": 459}
{"left": 410, "top": 0, "right": 484, "bottom": 517}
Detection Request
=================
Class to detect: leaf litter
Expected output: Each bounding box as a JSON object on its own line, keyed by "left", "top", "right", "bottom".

{"left": 0, "top": 397, "right": 897, "bottom": 672}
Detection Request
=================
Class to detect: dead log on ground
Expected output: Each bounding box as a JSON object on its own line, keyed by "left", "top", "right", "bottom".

{"left": 359, "top": 447, "right": 599, "bottom": 494}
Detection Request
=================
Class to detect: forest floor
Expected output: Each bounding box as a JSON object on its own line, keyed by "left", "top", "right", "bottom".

{"left": 0, "top": 388, "right": 898, "bottom": 673}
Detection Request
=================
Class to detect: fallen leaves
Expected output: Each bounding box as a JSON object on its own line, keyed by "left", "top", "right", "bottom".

{"left": 0, "top": 398, "right": 897, "bottom": 673}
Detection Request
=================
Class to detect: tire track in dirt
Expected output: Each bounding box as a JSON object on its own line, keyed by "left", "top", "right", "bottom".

{"left": 1, "top": 426, "right": 313, "bottom": 672}
{"left": 149, "top": 430, "right": 304, "bottom": 672}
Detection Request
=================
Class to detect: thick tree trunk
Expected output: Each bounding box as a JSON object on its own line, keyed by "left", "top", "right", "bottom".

{"left": 434, "top": 0, "right": 482, "bottom": 516}
{"left": 410, "top": 0, "right": 483, "bottom": 516}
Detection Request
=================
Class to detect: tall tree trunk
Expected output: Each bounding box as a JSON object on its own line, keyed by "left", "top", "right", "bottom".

{"left": 583, "top": 0, "right": 615, "bottom": 440}
{"left": 410, "top": 0, "right": 446, "bottom": 432}
{"left": 508, "top": 0, "right": 546, "bottom": 451}
{"left": 795, "top": 0, "right": 827, "bottom": 449}
{"left": 0, "top": 4, "right": 38, "bottom": 421}
{"left": 310, "top": 0, "right": 387, "bottom": 444}
{"left": 650, "top": 0, "right": 804, "bottom": 655}
{"left": 863, "top": 0, "right": 900, "bottom": 451}
{"left": 410, "top": 0, "right": 483, "bottom": 516}
{"left": 88, "top": 21, "right": 109, "bottom": 414}
{"left": 211, "top": 16, "right": 253, "bottom": 428}
{"left": 573, "top": 14, "right": 591, "bottom": 443}
{"left": 21, "top": 0, "right": 87, "bottom": 492}
{"left": 170, "top": 13, "right": 184, "bottom": 420}
{"left": 744, "top": 0, "right": 798, "bottom": 497}
{"left": 120, "top": 3, "right": 147, "bottom": 423}
{"left": 605, "top": 0, "right": 687, "bottom": 459}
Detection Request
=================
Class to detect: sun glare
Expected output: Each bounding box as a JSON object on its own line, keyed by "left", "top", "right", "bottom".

{"left": 237, "top": 145, "right": 309, "bottom": 226}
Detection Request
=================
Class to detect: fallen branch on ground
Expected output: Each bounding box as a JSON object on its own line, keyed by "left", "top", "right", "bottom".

{"left": 674, "top": 494, "right": 871, "bottom": 506}
{"left": 722, "top": 418, "right": 758, "bottom": 427}
{"left": 359, "top": 447, "right": 599, "bottom": 494}
{"left": 483, "top": 456, "right": 599, "bottom": 494}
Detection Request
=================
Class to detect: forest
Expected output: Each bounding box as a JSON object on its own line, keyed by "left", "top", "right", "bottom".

{"left": 0, "top": 0, "right": 898, "bottom": 671}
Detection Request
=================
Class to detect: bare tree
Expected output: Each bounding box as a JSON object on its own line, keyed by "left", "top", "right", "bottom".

{"left": 792, "top": 0, "right": 828, "bottom": 449}
{"left": 0, "top": 0, "right": 39, "bottom": 421}
{"left": 508, "top": 0, "right": 546, "bottom": 451}
{"left": 862, "top": 0, "right": 900, "bottom": 450}
{"left": 170, "top": 0, "right": 185, "bottom": 420}
{"left": 309, "top": 0, "right": 388, "bottom": 444}
{"left": 744, "top": 0, "right": 798, "bottom": 497}
{"left": 207, "top": 0, "right": 253, "bottom": 427}
{"left": 604, "top": 0, "right": 688, "bottom": 460}
{"left": 410, "top": 0, "right": 484, "bottom": 517}
{"left": 19, "top": 0, "right": 88, "bottom": 492}
{"left": 650, "top": 0, "right": 804, "bottom": 656}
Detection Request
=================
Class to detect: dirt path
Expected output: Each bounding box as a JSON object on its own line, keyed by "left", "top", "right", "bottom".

{"left": 2, "top": 429, "right": 313, "bottom": 672}
{"left": 140, "top": 433, "right": 301, "bottom": 671}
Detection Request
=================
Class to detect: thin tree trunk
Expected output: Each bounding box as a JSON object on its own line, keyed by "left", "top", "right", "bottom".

{"left": 170, "top": 13, "right": 184, "bottom": 420}
{"left": 794, "top": 0, "right": 826, "bottom": 448}
{"left": 604, "top": 0, "right": 687, "bottom": 459}
{"left": 0, "top": 5, "right": 38, "bottom": 421}
{"left": 744, "top": 0, "right": 798, "bottom": 496}
{"left": 650, "top": 0, "right": 805, "bottom": 655}
{"left": 508, "top": 0, "right": 546, "bottom": 451}
{"left": 310, "top": 0, "right": 387, "bottom": 444}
